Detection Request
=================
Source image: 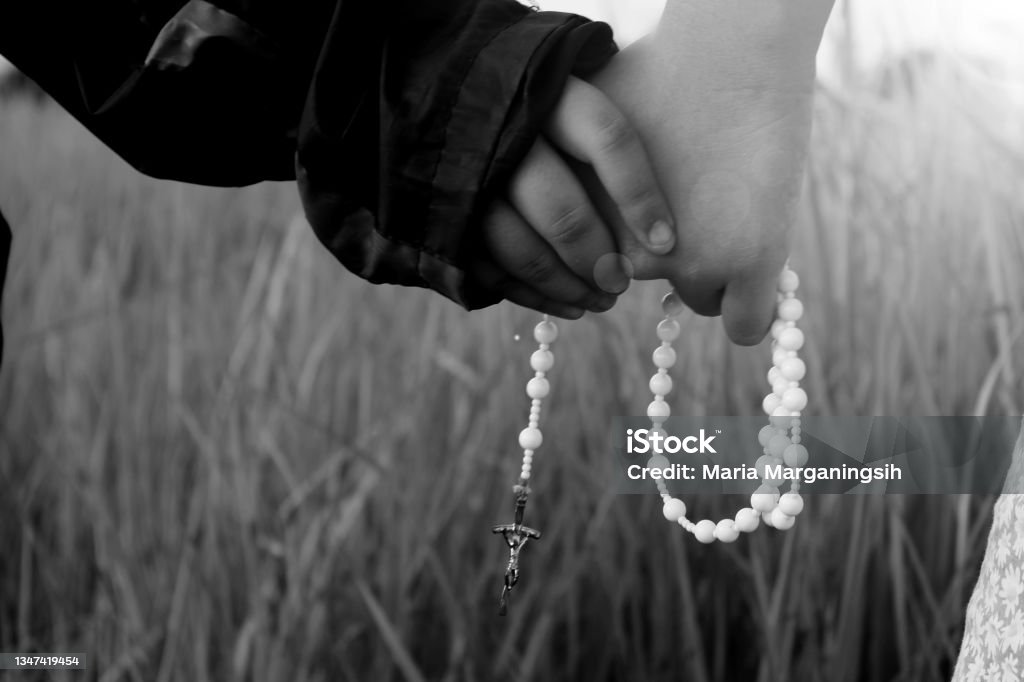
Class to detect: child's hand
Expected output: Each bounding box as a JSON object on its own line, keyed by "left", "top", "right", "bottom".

{"left": 473, "top": 76, "right": 676, "bottom": 319}
{"left": 585, "top": 0, "right": 832, "bottom": 343}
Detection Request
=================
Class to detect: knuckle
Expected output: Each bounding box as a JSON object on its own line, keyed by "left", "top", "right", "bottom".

{"left": 619, "top": 181, "right": 661, "bottom": 213}
{"left": 593, "top": 111, "right": 637, "bottom": 155}
{"left": 517, "top": 250, "right": 557, "bottom": 284}
{"left": 547, "top": 204, "right": 595, "bottom": 245}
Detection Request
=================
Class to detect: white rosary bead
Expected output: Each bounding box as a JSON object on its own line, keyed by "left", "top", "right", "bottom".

{"left": 648, "top": 454, "right": 670, "bottom": 470}
{"left": 757, "top": 424, "right": 776, "bottom": 447}
{"left": 534, "top": 320, "right": 558, "bottom": 344}
{"left": 661, "top": 290, "right": 686, "bottom": 317}
{"left": 657, "top": 318, "right": 681, "bottom": 342}
{"left": 519, "top": 427, "right": 542, "bottom": 450}
{"left": 783, "top": 443, "right": 808, "bottom": 467}
{"left": 778, "top": 269, "right": 799, "bottom": 293}
{"left": 647, "top": 400, "right": 671, "bottom": 420}
{"left": 649, "top": 373, "right": 673, "bottom": 396}
{"left": 652, "top": 345, "right": 677, "bottom": 369}
{"left": 754, "top": 454, "right": 775, "bottom": 478}
{"left": 751, "top": 484, "right": 780, "bottom": 513}
{"left": 767, "top": 433, "right": 790, "bottom": 458}
{"left": 734, "top": 508, "right": 761, "bottom": 533}
{"left": 778, "top": 298, "right": 804, "bottom": 322}
{"left": 778, "top": 327, "right": 804, "bottom": 352}
{"left": 530, "top": 349, "right": 554, "bottom": 372}
{"left": 694, "top": 519, "right": 717, "bottom": 544}
{"left": 526, "top": 376, "right": 550, "bottom": 399}
{"left": 662, "top": 498, "right": 687, "bottom": 521}
{"left": 782, "top": 387, "right": 807, "bottom": 412}
{"left": 778, "top": 492, "right": 804, "bottom": 516}
{"left": 779, "top": 357, "right": 806, "bottom": 382}
{"left": 762, "top": 393, "right": 782, "bottom": 416}
{"left": 714, "top": 519, "right": 740, "bottom": 543}
{"left": 770, "top": 507, "right": 796, "bottom": 530}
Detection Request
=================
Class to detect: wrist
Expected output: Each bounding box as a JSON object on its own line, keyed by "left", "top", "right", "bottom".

{"left": 654, "top": 0, "right": 834, "bottom": 88}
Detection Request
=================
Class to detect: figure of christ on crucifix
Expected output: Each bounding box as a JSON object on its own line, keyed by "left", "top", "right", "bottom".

{"left": 492, "top": 494, "right": 542, "bottom": 616}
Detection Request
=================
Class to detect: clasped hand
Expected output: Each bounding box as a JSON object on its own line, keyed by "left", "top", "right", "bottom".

{"left": 478, "top": 0, "right": 827, "bottom": 347}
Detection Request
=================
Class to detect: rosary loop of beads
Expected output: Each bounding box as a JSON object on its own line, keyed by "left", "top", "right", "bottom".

{"left": 650, "top": 265, "right": 808, "bottom": 543}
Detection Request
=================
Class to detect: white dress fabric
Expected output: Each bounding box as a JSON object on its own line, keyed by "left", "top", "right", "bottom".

{"left": 954, "top": 429, "right": 1024, "bottom": 681}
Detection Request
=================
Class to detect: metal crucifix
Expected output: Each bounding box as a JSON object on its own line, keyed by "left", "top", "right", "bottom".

{"left": 492, "top": 492, "right": 541, "bottom": 616}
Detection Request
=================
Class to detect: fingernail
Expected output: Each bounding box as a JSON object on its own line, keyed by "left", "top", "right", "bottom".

{"left": 593, "top": 253, "right": 634, "bottom": 294}
{"left": 648, "top": 220, "right": 675, "bottom": 250}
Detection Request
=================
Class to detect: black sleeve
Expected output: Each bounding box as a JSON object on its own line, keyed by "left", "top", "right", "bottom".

{"left": 296, "top": 1, "right": 618, "bottom": 309}
{"left": 0, "top": 0, "right": 617, "bottom": 316}
{"left": 0, "top": 0, "right": 336, "bottom": 185}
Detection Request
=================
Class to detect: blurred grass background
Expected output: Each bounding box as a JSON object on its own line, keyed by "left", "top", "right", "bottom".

{"left": 2, "top": 5, "right": 1024, "bottom": 682}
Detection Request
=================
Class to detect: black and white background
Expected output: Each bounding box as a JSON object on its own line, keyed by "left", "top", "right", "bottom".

{"left": 2, "top": 1, "right": 1024, "bottom": 680}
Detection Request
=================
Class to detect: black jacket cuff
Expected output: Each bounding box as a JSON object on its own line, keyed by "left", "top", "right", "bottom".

{"left": 297, "top": 2, "right": 617, "bottom": 310}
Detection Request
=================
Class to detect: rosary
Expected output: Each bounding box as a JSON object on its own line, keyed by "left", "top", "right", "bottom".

{"left": 492, "top": 265, "right": 807, "bottom": 614}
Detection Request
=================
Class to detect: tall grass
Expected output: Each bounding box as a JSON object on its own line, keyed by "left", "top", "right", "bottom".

{"left": 1, "top": 48, "right": 1023, "bottom": 681}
